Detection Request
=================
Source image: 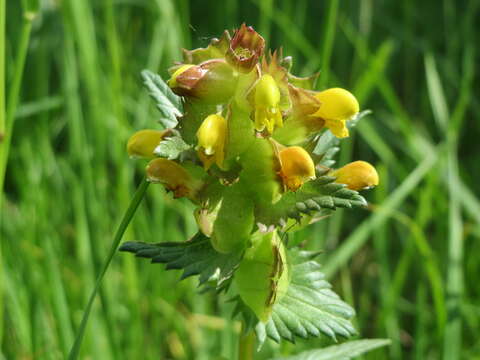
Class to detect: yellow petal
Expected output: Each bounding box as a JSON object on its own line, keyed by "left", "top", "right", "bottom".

{"left": 314, "top": 88, "right": 359, "bottom": 122}
{"left": 127, "top": 129, "right": 170, "bottom": 158}
{"left": 146, "top": 158, "right": 192, "bottom": 198}
{"left": 167, "top": 64, "right": 195, "bottom": 88}
{"left": 325, "top": 119, "right": 349, "bottom": 138}
{"left": 255, "top": 74, "right": 280, "bottom": 108}
{"left": 333, "top": 160, "right": 379, "bottom": 191}
{"left": 278, "top": 146, "right": 316, "bottom": 191}
{"left": 196, "top": 114, "right": 227, "bottom": 169}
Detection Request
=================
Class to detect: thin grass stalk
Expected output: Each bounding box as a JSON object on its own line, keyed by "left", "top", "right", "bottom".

{"left": 68, "top": 178, "right": 149, "bottom": 360}
{"left": 0, "top": 10, "right": 34, "bottom": 204}
{"left": 0, "top": 0, "right": 5, "bottom": 345}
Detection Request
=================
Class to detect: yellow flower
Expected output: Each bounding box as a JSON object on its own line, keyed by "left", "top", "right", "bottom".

{"left": 167, "top": 64, "right": 195, "bottom": 88}
{"left": 254, "top": 74, "right": 283, "bottom": 134}
{"left": 332, "top": 161, "right": 379, "bottom": 190}
{"left": 146, "top": 158, "right": 193, "bottom": 198}
{"left": 196, "top": 114, "right": 227, "bottom": 170}
{"left": 278, "top": 146, "right": 316, "bottom": 191}
{"left": 313, "top": 88, "right": 359, "bottom": 138}
{"left": 127, "top": 129, "right": 170, "bottom": 158}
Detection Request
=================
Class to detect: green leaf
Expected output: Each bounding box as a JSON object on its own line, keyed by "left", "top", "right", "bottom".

{"left": 141, "top": 70, "right": 183, "bottom": 129}
{"left": 119, "top": 232, "right": 241, "bottom": 290}
{"left": 272, "top": 339, "right": 391, "bottom": 360}
{"left": 257, "top": 174, "right": 367, "bottom": 226}
{"left": 254, "top": 249, "right": 356, "bottom": 346}
{"left": 154, "top": 135, "right": 191, "bottom": 160}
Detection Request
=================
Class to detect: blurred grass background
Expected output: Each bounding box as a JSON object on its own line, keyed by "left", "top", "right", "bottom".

{"left": 1, "top": 0, "right": 479, "bottom": 359}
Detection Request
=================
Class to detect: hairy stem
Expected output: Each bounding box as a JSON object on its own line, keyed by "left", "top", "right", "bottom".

{"left": 68, "top": 178, "right": 150, "bottom": 360}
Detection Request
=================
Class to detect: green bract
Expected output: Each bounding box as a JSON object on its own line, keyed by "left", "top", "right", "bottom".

{"left": 124, "top": 24, "right": 380, "bottom": 349}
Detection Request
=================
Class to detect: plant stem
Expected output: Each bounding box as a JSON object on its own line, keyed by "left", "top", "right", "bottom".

{"left": 68, "top": 178, "right": 149, "bottom": 360}
{"left": 238, "top": 322, "right": 255, "bottom": 360}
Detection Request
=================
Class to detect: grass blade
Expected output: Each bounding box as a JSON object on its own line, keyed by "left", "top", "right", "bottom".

{"left": 68, "top": 178, "right": 149, "bottom": 360}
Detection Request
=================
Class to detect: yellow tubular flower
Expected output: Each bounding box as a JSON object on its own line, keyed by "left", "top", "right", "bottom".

{"left": 278, "top": 146, "right": 316, "bottom": 191}
{"left": 254, "top": 74, "right": 283, "bottom": 134}
{"left": 313, "top": 88, "right": 359, "bottom": 138}
{"left": 332, "top": 161, "right": 379, "bottom": 191}
{"left": 167, "top": 64, "right": 195, "bottom": 88}
{"left": 196, "top": 114, "right": 227, "bottom": 170}
{"left": 146, "top": 158, "right": 193, "bottom": 198}
{"left": 127, "top": 129, "right": 170, "bottom": 158}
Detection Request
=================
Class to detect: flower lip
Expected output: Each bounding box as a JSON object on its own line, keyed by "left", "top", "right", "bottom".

{"left": 196, "top": 114, "right": 227, "bottom": 170}
{"left": 312, "top": 88, "right": 360, "bottom": 138}
{"left": 332, "top": 160, "right": 379, "bottom": 191}
{"left": 254, "top": 74, "right": 283, "bottom": 134}
{"left": 127, "top": 129, "right": 171, "bottom": 158}
{"left": 278, "top": 146, "right": 316, "bottom": 191}
{"left": 146, "top": 158, "right": 193, "bottom": 198}
{"left": 226, "top": 23, "right": 265, "bottom": 73}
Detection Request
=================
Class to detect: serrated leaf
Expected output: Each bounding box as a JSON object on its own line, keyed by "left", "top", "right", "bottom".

{"left": 141, "top": 70, "right": 183, "bottom": 129}
{"left": 251, "top": 250, "right": 356, "bottom": 346}
{"left": 119, "top": 232, "right": 241, "bottom": 290}
{"left": 154, "top": 135, "right": 191, "bottom": 160}
{"left": 272, "top": 339, "right": 391, "bottom": 360}
{"left": 257, "top": 176, "right": 367, "bottom": 226}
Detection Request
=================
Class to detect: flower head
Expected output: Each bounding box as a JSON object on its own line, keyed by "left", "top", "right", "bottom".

{"left": 332, "top": 160, "right": 379, "bottom": 190}
{"left": 226, "top": 23, "right": 265, "bottom": 73}
{"left": 127, "top": 129, "right": 171, "bottom": 158}
{"left": 196, "top": 114, "right": 227, "bottom": 170}
{"left": 146, "top": 158, "right": 194, "bottom": 198}
{"left": 278, "top": 146, "right": 316, "bottom": 191}
{"left": 254, "top": 74, "right": 283, "bottom": 134}
{"left": 313, "top": 88, "right": 359, "bottom": 138}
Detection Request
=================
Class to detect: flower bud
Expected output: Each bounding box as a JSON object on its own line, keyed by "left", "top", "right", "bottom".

{"left": 313, "top": 88, "right": 359, "bottom": 138}
{"left": 168, "top": 60, "right": 237, "bottom": 103}
{"left": 278, "top": 146, "right": 316, "bottom": 191}
{"left": 234, "top": 231, "right": 289, "bottom": 322}
{"left": 332, "top": 160, "right": 379, "bottom": 190}
{"left": 167, "top": 64, "right": 196, "bottom": 88}
{"left": 226, "top": 23, "right": 265, "bottom": 73}
{"left": 196, "top": 114, "right": 227, "bottom": 170}
{"left": 254, "top": 74, "right": 283, "bottom": 134}
{"left": 146, "top": 158, "right": 193, "bottom": 198}
{"left": 127, "top": 129, "right": 171, "bottom": 158}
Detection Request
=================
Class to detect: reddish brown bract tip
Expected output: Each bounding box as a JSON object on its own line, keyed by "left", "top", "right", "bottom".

{"left": 226, "top": 23, "right": 265, "bottom": 73}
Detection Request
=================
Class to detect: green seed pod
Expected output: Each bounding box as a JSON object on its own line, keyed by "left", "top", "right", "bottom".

{"left": 210, "top": 182, "right": 254, "bottom": 254}
{"left": 234, "top": 231, "right": 289, "bottom": 322}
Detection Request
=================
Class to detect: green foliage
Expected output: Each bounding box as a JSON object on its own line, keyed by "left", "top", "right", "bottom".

{"left": 254, "top": 249, "right": 356, "bottom": 346}
{"left": 153, "top": 134, "right": 191, "bottom": 160}
{"left": 141, "top": 70, "right": 183, "bottom": 129}
{"left": 257, "top": 174, "right": 367, "bottom": 226}
{"left": 4, "top": 1, "right": 478, "bottom": 359}
{"left": 273, "top": 339, "right": 391, "bottom": 360}
{"left": 119, "top": 232, "right": 241, "bottom": 291}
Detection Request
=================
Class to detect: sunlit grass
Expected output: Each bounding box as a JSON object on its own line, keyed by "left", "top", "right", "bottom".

{"left": 1, "top": 0, "right": 479, "bottom": 359}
